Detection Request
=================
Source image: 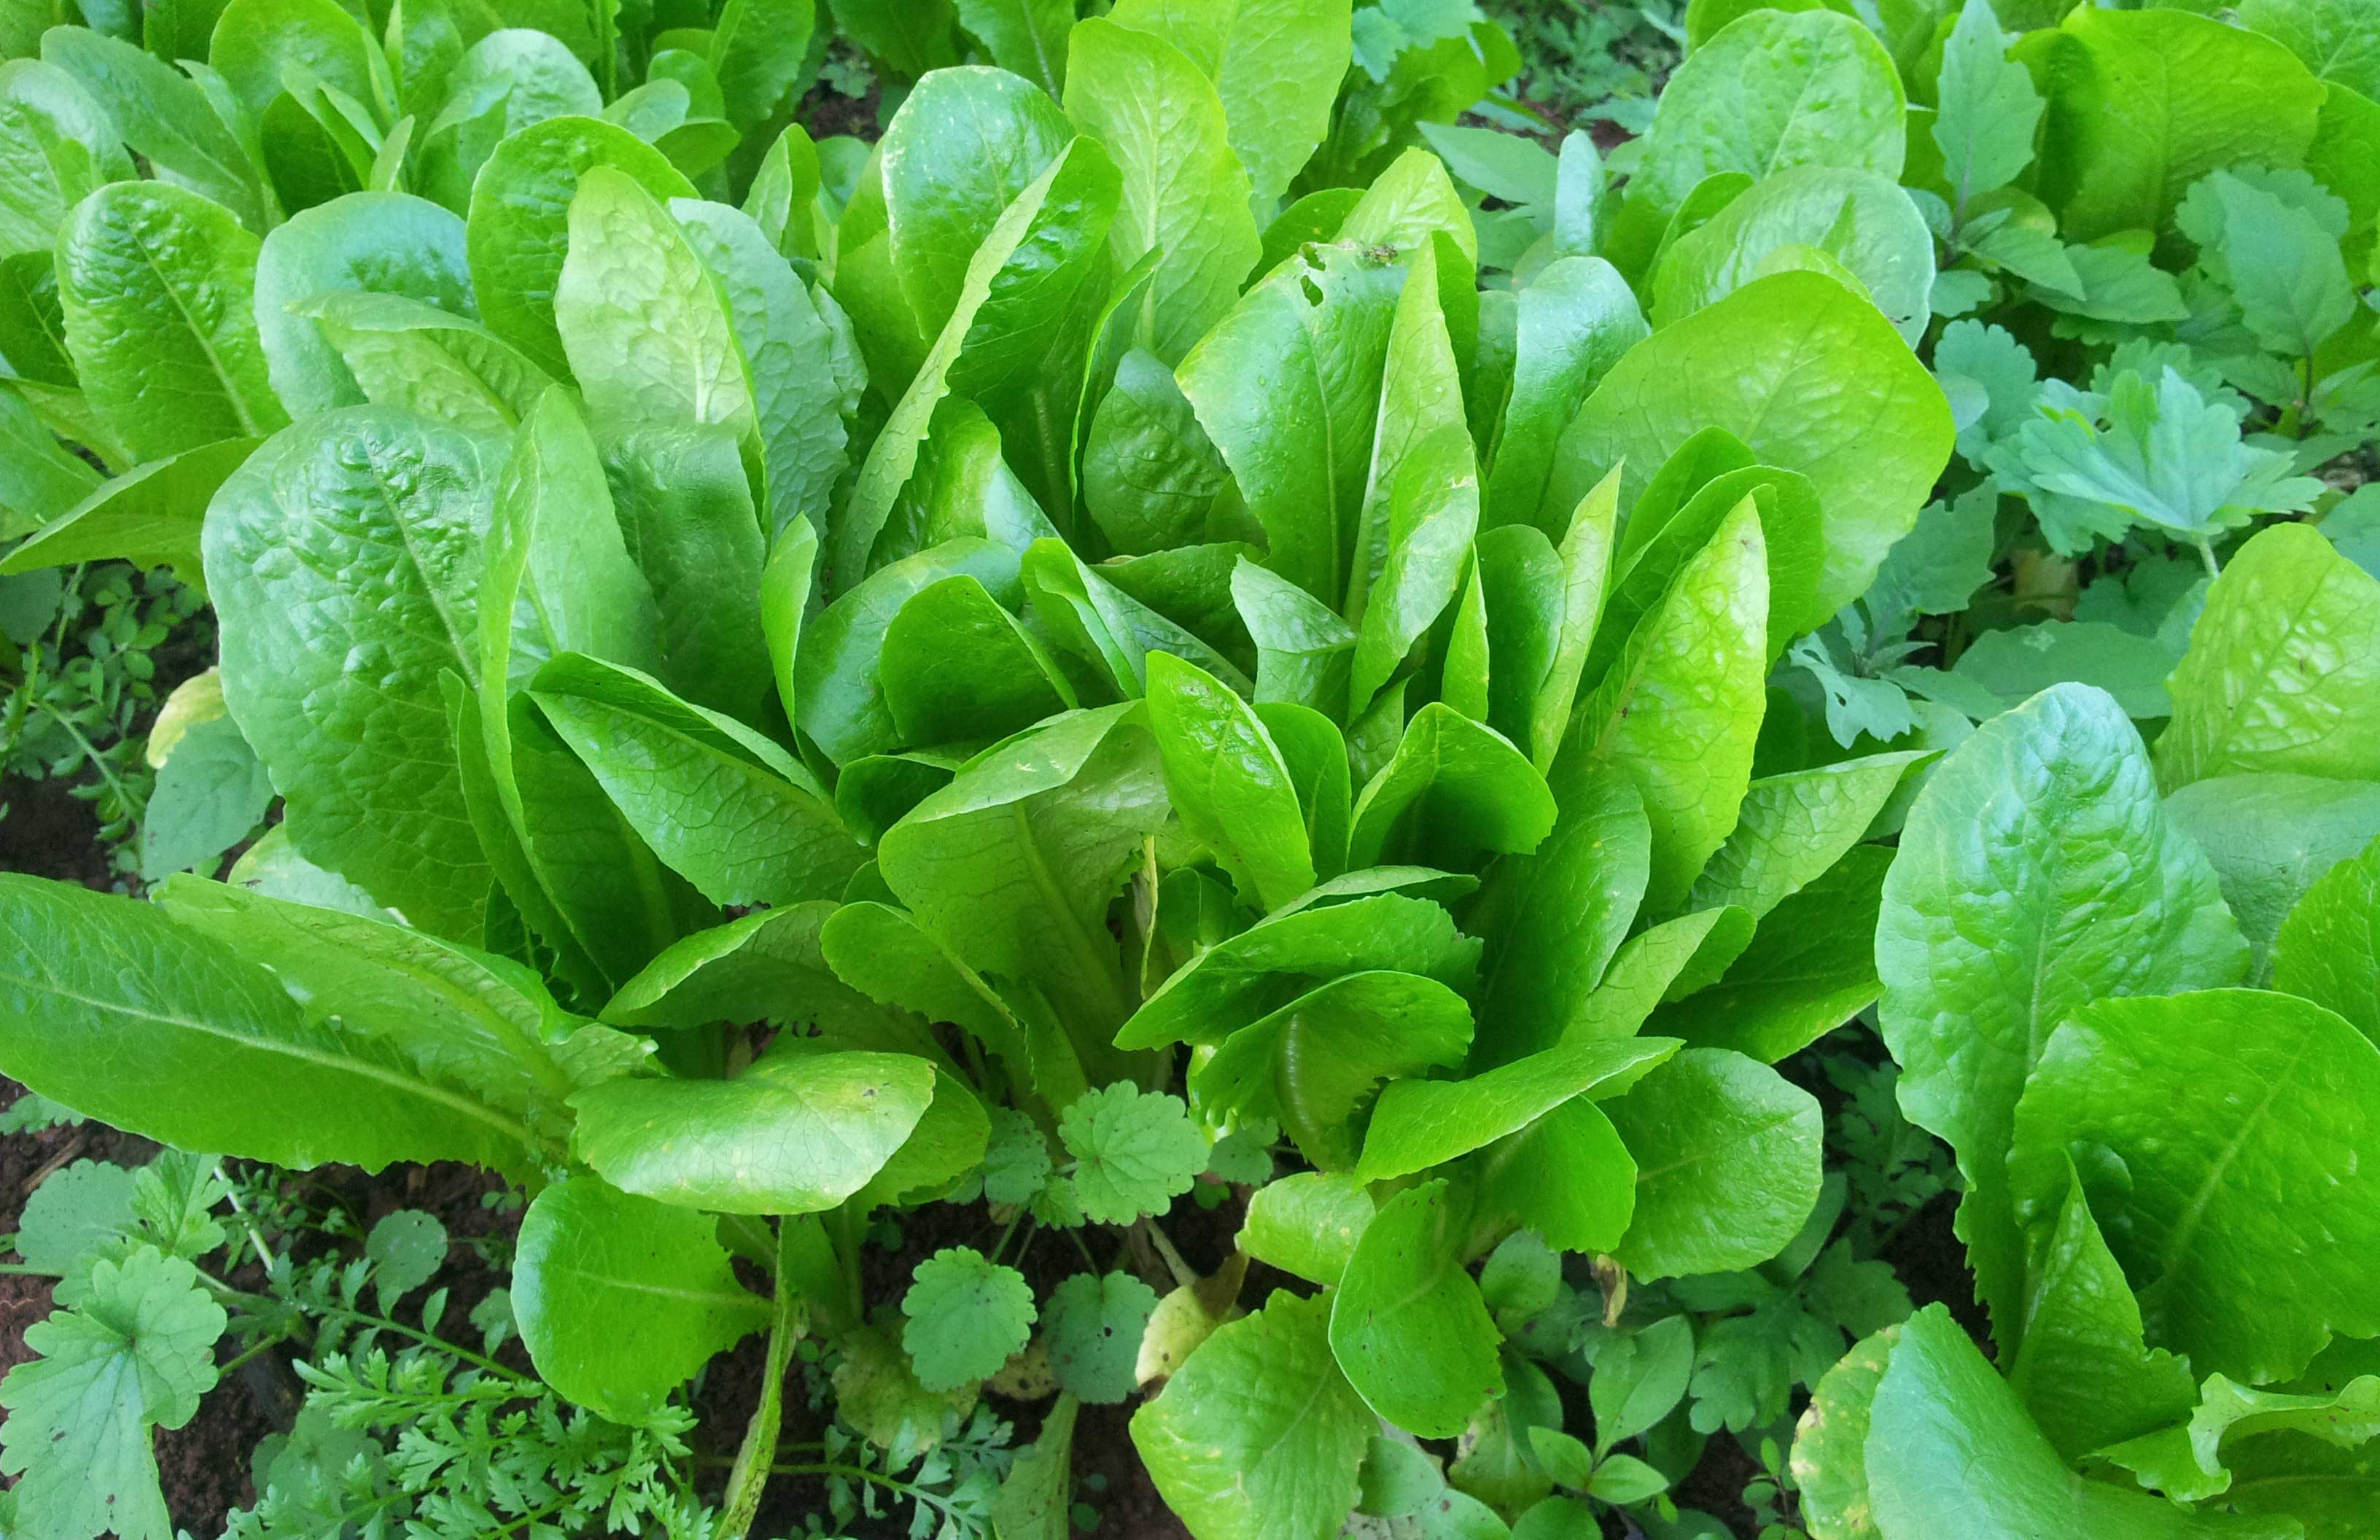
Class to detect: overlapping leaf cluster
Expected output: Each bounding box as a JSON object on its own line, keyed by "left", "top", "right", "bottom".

{"left": 0, "top": 0, "right": 2376, "bottom": 1538}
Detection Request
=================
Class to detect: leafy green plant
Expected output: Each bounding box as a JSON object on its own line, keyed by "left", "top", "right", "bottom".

{"left": 1786, "top": 524, "right": 2380, "bottom": 1537}
{"left": 7, "top": 0, "right": 2380, "bottom": 1536}
{"left": 0, "top": 561, "right": 208, "bottom": 874}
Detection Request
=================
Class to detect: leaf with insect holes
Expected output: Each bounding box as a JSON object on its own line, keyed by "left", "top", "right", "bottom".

{"left": 902, "top": 1246, "right": 1037, "bottom": 1392}
{"left": 1059, "top": 1084, "right": 1209, "bottom": 1224}
{"left": 1045, "top": 1270, "right": 1159, "bottom": 1404}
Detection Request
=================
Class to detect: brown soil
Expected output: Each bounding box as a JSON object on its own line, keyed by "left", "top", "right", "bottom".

{"left": 0, "top": 770, "right": 120, "bottom": 890}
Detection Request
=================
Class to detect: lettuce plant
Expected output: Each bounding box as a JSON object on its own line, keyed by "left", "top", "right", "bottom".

{"left": 0, "top": 0, "right": 1963, "bottom": 1533}
{"left": 3, "top": 0, "right": 2376, "bottom": 1537}
{"left": 1791, "top": 518, "right": 2380, "bottom": 1539}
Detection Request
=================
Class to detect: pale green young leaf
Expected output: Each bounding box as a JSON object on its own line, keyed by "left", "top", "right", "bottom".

{"left": 254, "top": 192, "right": 475, "bottom": 418}
{"left": 56, "top": 180, "right": 288, "bottom": 462}
{"left": 1065, "top": 17, "right": 1259, "bottom": 364}
{"left": 670, "top": 198, "right": 851, "bottom": 540}
{"left": 1650, "top": 166, "right": 1934, "bottom": 344}
{"left": 1107, "top": 0, "right": 1350, "bottom": 213}
{"left": 295, "top": 290, "right": 556, "bottom": 435}
{"left": 465, "top": 115, "right": 698, "bottom": 378}
{"left": 1618, "top": 8, "right": 1905, "bottom": 267}
{"left": 2159, "top": 522, "right": 2380, "bottom": 789}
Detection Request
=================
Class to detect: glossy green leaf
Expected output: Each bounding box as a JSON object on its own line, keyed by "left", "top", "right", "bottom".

{"left": 2158, "top": 523, "right": 2380, "bottom": 790}
{"left": 465, "top": 114, "right": 698, "bottom": 378}
{"left": 531, "top": 652, "right": 865, "bottom": 907}
{"left": 2021, "top": 5, "right": 2322, "bottom": 241}
{"left": 1121, "top": 883, "right": 1480, "bottom": 1050}
{"left": 56, "top": 180, "right": 288, "bottom": 462}
{"left": 0, "top": 437, "right": 253, "bottom": 592}
{"left": 1876, "top": 683, "right": 2247, "bottom": 1342}
{"left": 1107, "top": 0, "right": 1350, "bottom": 212}
{"left": 2165, "top": 774, "right": 2380, "bottom": 981}
{"left": 1177, "top": 241, "right": 1401, "bottom": 602}
{"left": 797, "top": 537, "right": 1024, "bottom": 766}
{"left": 2011, "top": 989, "right": 2380, "bottom": 1385}
{"left": 1551, "top": 270, "right": 1952, "bottom": 625}
{"left": 1329, "top": 1180, "right": 1504, "bottom": 1438}
{"left": 1146, "top": 649, "right": 1315, "bottom": 911}
{"left": 1131, "top": 1289, "right": 1370, "bottom": 1540}
{"left": 2004, "top": 1164, "right": 2196, "bottom": 1463}
{"left": 1651, "top": 845, "right": 1891, "bottom": 1063}
{"left": 1349, "top": 703, "right": 1556, "bottom": 872}
{"left": 836, "top": 137, "right": 1117, "bottom": 586}
{"left": 207, "top": 408, "right": 499, "bottom": 941}
{"left": 513, "top": 1175, "right": 768, "bottom": 1424}
{"left": 1239, "top": 1172, "right": 1375, "bottom": 1286}
{"left": 879, "top": 703, "right": 1167, "bottom": 1048}
{"left": 1651, "top": 166, "right": 1935, "bottom": 343}
{"left": 1620, "top": 8, "right": 1905, "bottom": 266}
{"left": 1556, "top": 494, "right": 1768, "bottom": 914}
{"left": 570, "top": 1041, "right": 936, "bottom": 1215}
{"left": 669, "top": 198, "right": 852, "bottom": 540}
{"left": 1606, "top": 1047, "right": 1822, "bottom": 1278}
{"left": 0, "top": 876, "right": 540, "bottom": 1175}
{"left": 1193, "top": 970, "right": 1472, "bottom": 1170}
{"left": 1473, "top": 764, "right": 1651, "bottom": 1065}
{"left": 879, "top": 573, "right": 1076, "bottom": 748}
{"left": 1065, "top": 17, "right": 1259, "bottom": 365}
{"left": 1356, "top": 1035, "right": 1681, "bottom": 1182}
{"left": 1686, "top": 752, "right": 1921, "bottom": 919}
{"left": 2272, "top": 830, "right": 2380, "bottom": 1043}
{"left": 1484, "top": 256, "right": 1645, "bottom": 533}
{"left": 39, "top": 30, "right": 265, "bottom": 233}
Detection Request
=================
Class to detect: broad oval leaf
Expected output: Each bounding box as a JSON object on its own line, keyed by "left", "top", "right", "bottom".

{"left": 56, "top": 179, "right": 289, "bottom": 462}
{"left": 1876, "top": 683, "right": 2248, "bottom": 1344}
{"left": 513, "top": 1175, "right": 769, "bottom": 1424}
{"left": 569, "top": 1043, "right": 936, "bottom": 1215}
{"left": 206, "top": 407, "right": 501, "bottom": 942}
{"left": 1328, "top": 1179, "right": 1504, "bottom": 1438}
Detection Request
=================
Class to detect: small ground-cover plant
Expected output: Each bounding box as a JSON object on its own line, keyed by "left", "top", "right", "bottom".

{"left": 1, "top": 1, "right": 2378, "bottom": 1539}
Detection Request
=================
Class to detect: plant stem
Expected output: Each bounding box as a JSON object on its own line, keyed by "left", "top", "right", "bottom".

{"left": 720, "top": 1224, "right": 801, "bottom": 1539}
